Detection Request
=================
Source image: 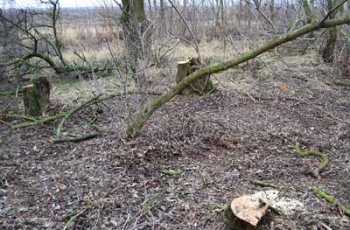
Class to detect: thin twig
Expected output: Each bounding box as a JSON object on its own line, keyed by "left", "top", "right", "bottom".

{"left": 56, "top": 95, "right": 102, "bottom": 140}
{"left": 321, "top": 0, "right": 349, "bottom": 24}
{"left": 246, "top": 0, "right": 277, "bottom": 33}
{"left": 167, "top": 0, "right": 203, "bottom": 63}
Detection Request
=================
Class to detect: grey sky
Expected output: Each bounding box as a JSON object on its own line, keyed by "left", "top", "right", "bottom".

{"left": 9, "top": 0, "right": 100, "bottom": 8}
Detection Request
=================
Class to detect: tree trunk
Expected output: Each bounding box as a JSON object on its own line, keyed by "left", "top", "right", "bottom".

{"left": 301, "top": 0, "right": 316, "bottom": 37}
{"left": 301, "top": 0, "right": 312, "bottom": 24}
{"left": 23, "top": 77, "right": 50, "bottom": 117}
{"left": 153, "top": 0, "right": 157, "bottom": 15}
{"left": 220, "top": 0, "right": 226, "bottom": 54}
{"left": 159, "top": 0, "right": 166, "bottom": 33}
{"left": 176, "top": 58, "right": 211, "bottom": 95}
{"left": 176, "top": 61, "right": 191, "bottom": 84}
{"left": 180, "top": 0, "right": 188, "bottom": 37}
{"left": 148, "top": 0, "right": 153, "bottom": 19}
{"left": 169, "top": 3, "right": 174, "bottom": 34}
{"left": 121, "top": 0, "right": 152, "bottom": 65}
{"left": 238, "top": 0, "right": 242, "bottom": 28}
{"left": 270, "top": 0, "right": 275, "bottom": 21}
{"left": 191, "top": 0, "right": 198, "bottom": 37}
{"left": 220, "top": 0, "right": 224, "bottom": 26}
{"left": 246, "top": 1, "right": 252, "bottom": 32}
{"left": 322, "top": 0, "right": 338, "bottom": 63}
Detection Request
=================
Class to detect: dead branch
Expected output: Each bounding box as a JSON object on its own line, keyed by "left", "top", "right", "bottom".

{"left": 245, "top": 178, "right": 281, "bottom": 189}
{"left": 289, "top": 143, "right": 329, "bottom": 177}
{"left": 51, "top": 125, "right": 106, "bottom": 144}
{"left": 245, "top": 0, "right": 277, "bottom": 33}
{"left": 0, "top": 94, "right": 110, "bottom": 147}
{"left": 313, "top": 187, "right": 350, "bottom": 216}
{"left": 55, "top": 95, "right": 102, "bottom": 140}
{"left": 0, "top": 90, "right": 162, "bottom": 147}
{"left": 0, "top": 114, "right": 37, "bottom": 122}
{"left": 321, "top": 0, "right": 349, "bottom": 24}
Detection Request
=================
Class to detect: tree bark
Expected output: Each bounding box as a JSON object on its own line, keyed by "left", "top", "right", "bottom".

{"left": 125, "top": 16, "right": 350, "bottom": 138}
{"left": 247, "top": 1, "right": 252, "bottom": 32}
{"left": 169, "top": 2, "right": 174, "bottom": 34}
{"left": 238, "top": 0, "right": 242, "bottom": 28}
{"left": 148, "top": 0, "right": 153, "bottom": 19}
{"left": 301, "top": 0, "right": 312, "bottom": 24}
{"left": 176, "top": 58, "right": 211, "bottom": 94}
{"left": 159, "top": 0, "right": 166, "bottom": 33}
{"left": 23, "top": 77, "right": 50, "bottom": 117}
{"left": 323, "top": 0, "right": 338, "bottom": 63}
{"left": 121, "top": 0, "right": 152, "bottom": 65}
{"left": 270, "top": 0, "right": 275, "bottom": 22}
{"left": 180, "top": 0, "right": 188, "bottom": 37}
{"left": 176, "top": 61, "right": 191, "bottom": 84}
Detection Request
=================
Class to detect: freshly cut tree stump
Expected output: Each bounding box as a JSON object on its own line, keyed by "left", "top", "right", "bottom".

{"left": 175, "top": 57, "right": 212, "bottom": 95}
{"left": 176, "top": 60, "right": 191, "bottom": 84}
{"left": 23, "top": 77, "right": 50, "bottom": 117}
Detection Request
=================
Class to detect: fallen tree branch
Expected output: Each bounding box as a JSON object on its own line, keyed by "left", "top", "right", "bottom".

{"left": 0, "top": 119, "right": 12, "bottom": 127}
{"left": 0, "top": 90, "right": 23, "bottom": 98}
{"left": 0, "top": 94, "right": 115, "bottom": 147}
{"left": 0, "top": 114, "right": 37, "bottom": 122}
{"left": 245, "top": 178, "right": 281, "bottom": 189}
{"left": 0, "top": 53, "right": 64, "bottom": 73}
{"left": 56, "top": 95, "right": 102, "bottom": 140}
{"left": 125, "top": 16, "right": 350, "bottom": 138}
{"left": 51, "top": 125, "right": 106, "bottom": 144}
{"left": 0, "top": 90, "right": 161, "bottom": 147}
{"left": 289, "top": 143, "right": 329, "bottom": 177}
{"left": 328, "top": 80, "right": 350, "bottom": 87}
{"left": 51, "top": 131, "right": 103, "bottom": 144}
{"left": 63, "top": 209, "right": 87, "bottom": 230}
{"left": 313, "top": 187, "right": 350, "bottom": 217}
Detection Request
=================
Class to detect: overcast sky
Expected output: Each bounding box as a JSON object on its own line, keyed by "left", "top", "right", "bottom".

{"left": 4, "top": 0, "right": 101, "bottom": 8}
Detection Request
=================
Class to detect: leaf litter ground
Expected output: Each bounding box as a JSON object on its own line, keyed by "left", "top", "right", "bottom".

{"left": 1, "top": 53, "right": 350, "bottom": 229}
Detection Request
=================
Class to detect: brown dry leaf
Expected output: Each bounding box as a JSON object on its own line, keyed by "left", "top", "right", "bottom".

{"left": 55, "top": 182, "right": 67, "bottom": 191}
{"left": 220, "top": 139, "right": 238, "bottom": 150}
{"left": 231, "top": 195, "right": 270, "bottom": 227}
{"left": 45, "top": 140, "right": 54, "bottom": 146}
{"left": 279, "top": 85, "right": 292, "bottom": 93}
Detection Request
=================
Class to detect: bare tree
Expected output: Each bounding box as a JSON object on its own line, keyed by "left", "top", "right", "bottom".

{"left": 0, "top": 0, "right": 112, "bottom": 81}
{"left": 322, "top": 0, "right": 340, "bottom": 62}
{"left": 119, "top": 0, "right": 152, "bottom": 64}
{"left": 159, "top": 0, "right": 166, "bottom": 33}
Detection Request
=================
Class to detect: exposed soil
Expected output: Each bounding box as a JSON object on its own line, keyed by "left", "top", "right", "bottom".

{"left": 1, "top": 55, "right": 350, "bottom": 229}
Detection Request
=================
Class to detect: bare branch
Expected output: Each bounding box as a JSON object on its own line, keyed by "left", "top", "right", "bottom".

{"left": 167, "top": 0, "right": 203, "bottom": 63}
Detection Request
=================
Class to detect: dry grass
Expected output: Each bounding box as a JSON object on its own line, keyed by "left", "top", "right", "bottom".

{"left": 63, "top": 40, "right": 125, "bottom": 64}
{"left": 52, "top": 75, "right": 139, "bottom": 105}
{"left": 54, "top": 37, "right": 334, "bottom": 108}
{"left": 58, "top": 22, "right": 123, "bottom": 46}
{"left": 51, "top": 17, "right": 341, "bottom": 108}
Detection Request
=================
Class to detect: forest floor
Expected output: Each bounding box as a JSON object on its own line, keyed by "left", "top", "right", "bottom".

{"left": 1, "top": 47, "right": 350, "bottom": 229}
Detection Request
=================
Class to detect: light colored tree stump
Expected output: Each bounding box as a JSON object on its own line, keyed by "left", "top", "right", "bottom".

{"left": 23, "top": 77, "right": 50, "bottom": 117}
{"left": 175, "top": 57, "right": 212, "bottom": 95}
